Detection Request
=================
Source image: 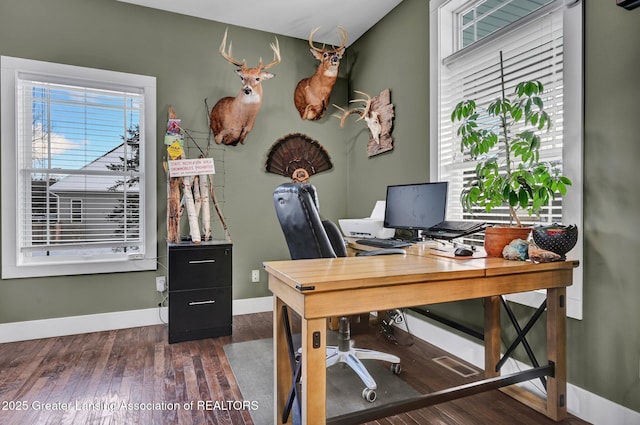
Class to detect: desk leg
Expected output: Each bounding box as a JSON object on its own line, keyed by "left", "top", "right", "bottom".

{"left": 301, "top": 317, "right": 326, "bottom": 425}
{"left": 274, "top": 297, "right": 292, "bottom": 424}
{"left": 546, "top": 287, "right": 567, "bottom": 421}
{"left": 484, "top": 296, "right": 501, "bottom": 378}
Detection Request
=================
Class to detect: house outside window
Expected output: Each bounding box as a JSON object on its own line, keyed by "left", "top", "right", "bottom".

{"left": 70, "top": 199, "right": 83, "bottom": 223}
{"left": 429, "top": 0, "right": 583, "bottom": 318}
{"left": 1, "top": 56, "right": 157, "bottom": 278}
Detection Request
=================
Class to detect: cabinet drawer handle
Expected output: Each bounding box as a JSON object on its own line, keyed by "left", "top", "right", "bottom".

{"left": 188, "top": 300, "right": 216, "bottom": 306}
{"left": 188, "top": 259, "right": 216, "bottom": 264}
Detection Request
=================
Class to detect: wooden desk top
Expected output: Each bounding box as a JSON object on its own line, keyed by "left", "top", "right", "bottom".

{"left": 264, "top": 241, "right": 577, "bottom": 320}
{"left": 264, "top": 240, "right": 577, "bottom": 293}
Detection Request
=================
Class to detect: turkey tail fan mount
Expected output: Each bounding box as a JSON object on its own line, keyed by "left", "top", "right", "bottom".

{"left": 265, "top": 133, "right": 333, "bottom": 183}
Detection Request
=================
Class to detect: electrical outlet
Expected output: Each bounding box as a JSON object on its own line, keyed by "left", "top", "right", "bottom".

{"left": 251, "top": 269, "right": 260, "bottom": 283}
{"left": 156, "top": 276, "right": 166, "bottom": 292}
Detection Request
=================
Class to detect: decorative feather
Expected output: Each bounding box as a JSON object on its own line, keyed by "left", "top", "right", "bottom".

{"left": 265, "top": 133, "right": 333, "bottom": 182}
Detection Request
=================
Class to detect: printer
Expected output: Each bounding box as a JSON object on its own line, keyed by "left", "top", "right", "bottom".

{"left": 338, "top": 201, "right": 395, "bottom": 239}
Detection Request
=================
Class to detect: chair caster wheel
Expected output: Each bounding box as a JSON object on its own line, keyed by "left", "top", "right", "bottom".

{"left": 391, "top": 363, "right": 402, "bottom": 374}
{"left": 362, "top": 388, "right": 377, "bottom": 403}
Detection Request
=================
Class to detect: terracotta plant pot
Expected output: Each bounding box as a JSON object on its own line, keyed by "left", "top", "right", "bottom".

{"left": 484, "top": 226, "right": 532, "bottom": 257}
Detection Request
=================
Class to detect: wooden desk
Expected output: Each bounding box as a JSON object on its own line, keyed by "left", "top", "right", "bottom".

{"left": 264, "top": 243, "right": 576, "bottom": 424}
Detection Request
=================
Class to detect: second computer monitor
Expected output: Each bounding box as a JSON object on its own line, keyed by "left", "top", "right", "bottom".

{"left": 384, "top": 182, "right": 447, "bottom": 237}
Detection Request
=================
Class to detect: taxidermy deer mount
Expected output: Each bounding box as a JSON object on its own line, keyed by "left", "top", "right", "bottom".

{"left": 333, "top": 88, "right": 395, "bottom": 157}
{"left": 293, "top": 26, "right": 347, "bottom": 121}
{"left": 209, "top": 29, "right": 281, "bottom": 146}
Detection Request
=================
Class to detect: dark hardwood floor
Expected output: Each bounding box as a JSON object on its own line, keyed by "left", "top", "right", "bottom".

{"left": 0, "top": 312, "right": 590, "bottom": 425}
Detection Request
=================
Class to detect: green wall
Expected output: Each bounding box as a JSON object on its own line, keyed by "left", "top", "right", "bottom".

{"left": 345, "top": 1, "right": 431, "bottom": 217}
{"left": 347, "top": 0, "right": 640, "bottom": 415}
{"left": 0, "top": 0, "right": 348, "bottom": 321}
{"left": 1, "top": 0, "right": 638, "bottom": 416}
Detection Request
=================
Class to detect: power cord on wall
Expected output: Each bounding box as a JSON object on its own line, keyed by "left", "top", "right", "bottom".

{"left": 157, "top": 258, "right": 169, "bottom": 324}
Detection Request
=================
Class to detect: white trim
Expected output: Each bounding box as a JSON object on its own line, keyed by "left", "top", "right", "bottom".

{"left": 232, "top": 295, "right": 274, "bottom": 315}
{"left": 0, "top": 307, "right": 168, "bottom": 343}
{"left": 0, "top": 296, "right": 274, "bottom": 343}
{"left": 403, "top": 311, "right": 640, "bottom": 425}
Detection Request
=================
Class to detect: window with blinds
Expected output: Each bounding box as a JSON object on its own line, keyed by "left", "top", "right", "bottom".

{"left": 437, "top": 0, "right": 565, "bottom": 231}
{"left": 1, "top": 56, "right": 157, "bottom": 278}
{"left": 430, "top": 0, "right": 584, "bottom": 319}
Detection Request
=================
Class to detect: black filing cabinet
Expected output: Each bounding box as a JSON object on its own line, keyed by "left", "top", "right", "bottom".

{"left": 168, "top": 241, "right": 232, "bottom": 343}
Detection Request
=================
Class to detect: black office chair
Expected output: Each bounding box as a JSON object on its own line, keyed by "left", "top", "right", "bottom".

{"left": 273, "top": 182, "right": 402, "bottom": 405}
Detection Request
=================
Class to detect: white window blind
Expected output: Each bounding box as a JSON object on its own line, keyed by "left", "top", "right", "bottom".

{"left": 438, "top": 1, "right": 564, "bottom": 229}
{"left": 18, "top": 78, "right": 144, "bottom": 257}
{"left": 1, "top": 56, "right": 157, "bottom": 278}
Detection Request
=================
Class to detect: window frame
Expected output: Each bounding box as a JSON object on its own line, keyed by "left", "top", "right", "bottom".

{"left": 429, "top": 0, "right": 583, "bottom": 319}
{"left": 1, "top": 56, "right": 157, "bottom": 278}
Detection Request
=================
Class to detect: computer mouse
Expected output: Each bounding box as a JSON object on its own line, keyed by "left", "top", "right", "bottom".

{"left": 454, "top": 247, "right": 473, "bottom": 257}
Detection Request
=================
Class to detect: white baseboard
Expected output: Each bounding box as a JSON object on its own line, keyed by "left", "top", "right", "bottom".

{"left": 232, "top": 295, "right": 273, "bottom": 315}
{"left": 0, "top": 307, "right": 170, "bottom": 343}
{"left": 0, "top": 296, "right": 275, "bottom": 344}
{"left": 402, "top": 310, "right": 640, "bottom": 425}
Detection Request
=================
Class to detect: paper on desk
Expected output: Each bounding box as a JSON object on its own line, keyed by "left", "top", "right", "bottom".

{"left": 370, "top": 201, "right": 386, "bottom": 219}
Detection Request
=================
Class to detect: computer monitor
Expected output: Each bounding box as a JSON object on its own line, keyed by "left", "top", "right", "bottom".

{"left": 384, "top": 182, "right": 447, "bottom": 239}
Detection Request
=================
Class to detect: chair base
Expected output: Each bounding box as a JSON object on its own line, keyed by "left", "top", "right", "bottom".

{"left": 326, "top": 343, "right": 401, "bottom": 392}
{"left": 326, "top": 316, "right": 401, "bottom": 402}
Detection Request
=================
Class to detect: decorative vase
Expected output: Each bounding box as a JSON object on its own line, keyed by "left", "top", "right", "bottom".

{"left": 484, "top": 226, "right": 532, "bottom": 257}
{"left": 532, "top": 224, "right": 578, "bottom": 258}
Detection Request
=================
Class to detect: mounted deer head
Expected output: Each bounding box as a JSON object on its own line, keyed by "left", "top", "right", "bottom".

{"left": 293, "top": 26, "right": 347, "bottom": 121}
{"left": 333, "top": 90, "right": 382, "bottom": 144}
{"left": 209, "top": 29, "right": 281, "bottom": 146}
{"left": 333, "top": 89, "right": 395, "bottom": 157}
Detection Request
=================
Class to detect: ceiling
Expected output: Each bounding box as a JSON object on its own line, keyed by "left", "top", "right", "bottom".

{"left": 117, "top": 0, "right": 403, "bottom": 47}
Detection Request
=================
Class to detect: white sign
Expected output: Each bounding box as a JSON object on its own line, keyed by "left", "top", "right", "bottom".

{"left": 168, "top": 158, "right": 215, "bottom": 177}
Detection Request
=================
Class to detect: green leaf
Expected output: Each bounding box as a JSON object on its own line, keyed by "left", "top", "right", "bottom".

{"left": 469, "top": 186, "right": 481, "bottom": 201}
{"left": 502, "top": 185, "right": 511, "bottom": 199}
{"left": 512, "top": 107, "right": 523, "bottom": 121}
{"left": 509, "top": 190, "right": 518, "bottom": 206}
{"left": 519, "top": 189, "right": 529, "bottom": 208}
{"left": 533, "top": 96, "right": 544, "bottom": 109}
{"left": 557, "top": 180, "right": 567, "bottom": 195}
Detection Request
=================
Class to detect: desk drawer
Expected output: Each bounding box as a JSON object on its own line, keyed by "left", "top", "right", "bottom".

{"left": 169, "top": 287, "right": 232, "bottom": 336}
{"left": 168, "top": 244, "right": 232, "bottom": 290}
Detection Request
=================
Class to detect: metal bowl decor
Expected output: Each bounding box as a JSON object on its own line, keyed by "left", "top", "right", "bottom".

{"left": 532, "top": 224, "right": 578, "bottom": 258}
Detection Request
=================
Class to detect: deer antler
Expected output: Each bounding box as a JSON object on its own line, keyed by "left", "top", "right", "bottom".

{"left": 331, "top": 104, "right": 363, "bottom": 128}
{"left": 309, "top": 26, "right": 348, "bottom": 53}
{"left": 308, "top": 27, "right": 324, "bottom": 53}
{"left": 349, "top": 90, "right": 373, "bottom": 122}
{"left": 260, "top": 37, "right": 281, "bottom": 70}
{"left": 335, "top": 25, "right": 348, "bottom": 50}
{"left": 219, "top": 28, "right": 245, "bottom": 67}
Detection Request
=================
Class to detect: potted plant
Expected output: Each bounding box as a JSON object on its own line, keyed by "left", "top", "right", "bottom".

{"left": 451, "top": 54, "right": 571, "bottom": 257}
